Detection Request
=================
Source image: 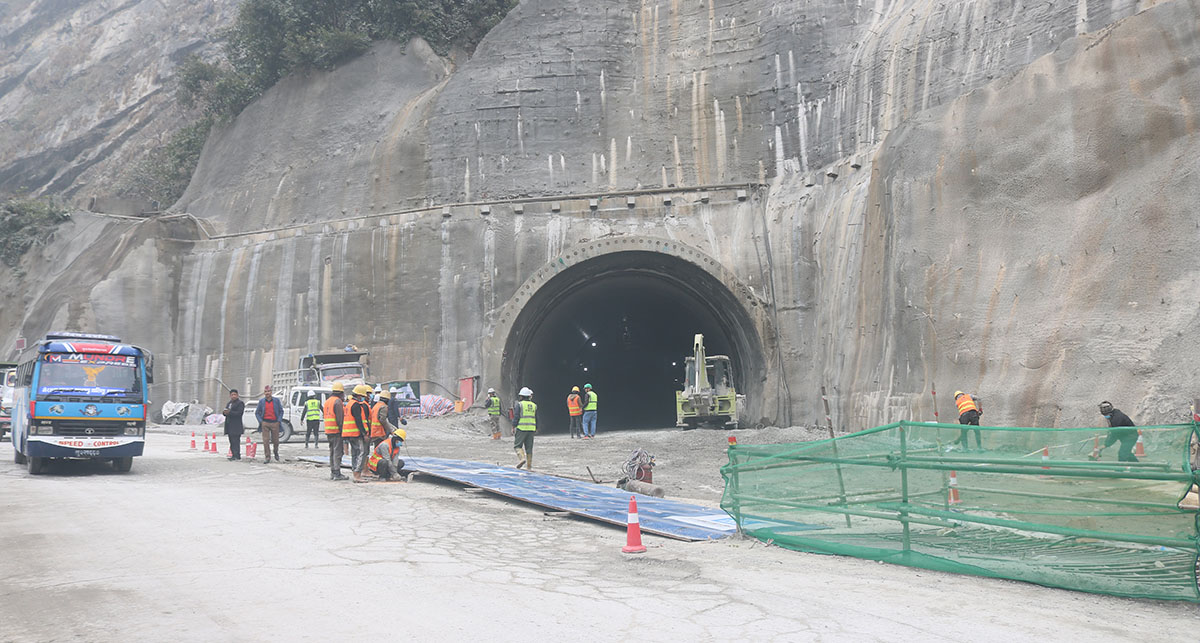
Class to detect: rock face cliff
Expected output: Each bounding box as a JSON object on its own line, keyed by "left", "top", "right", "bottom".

{"left": 0, "top": 0, "right": 239, "bottom": 202}
{"left": 5, "top": 0, "right": 1199, "bottom": 431}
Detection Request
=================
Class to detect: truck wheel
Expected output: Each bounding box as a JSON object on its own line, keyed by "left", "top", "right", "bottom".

{"left": 14, "top": 447, "right": 26, "bottom": 465}
{"left": 112, "top": 457, "right": 133, "bottom": 473}
{"left": 27, "top": 456, "right": 44, "bottom": 475}
{"left": 279, "top": 421, "right": 293, "bottom": 443}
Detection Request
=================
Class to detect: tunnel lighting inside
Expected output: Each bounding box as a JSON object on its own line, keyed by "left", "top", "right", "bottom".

{"left": 503, "top": 251, "right": 763, "bottom": 432}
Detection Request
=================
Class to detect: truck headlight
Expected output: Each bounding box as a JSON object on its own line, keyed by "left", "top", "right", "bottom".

{"left": 35, "top": 426, "right": 54, "bottom": 435}
{"left": 124, "top": 426, "right": 141, "bottom": 436}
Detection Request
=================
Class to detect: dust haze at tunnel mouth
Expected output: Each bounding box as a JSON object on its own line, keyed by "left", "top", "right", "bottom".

{"left": 502, "top": 251, "right": 764, "bottom": 433}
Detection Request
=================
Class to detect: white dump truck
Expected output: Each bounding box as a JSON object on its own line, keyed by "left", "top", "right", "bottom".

{"left": 245, "top": 350, "right": 371, "bottom": 443}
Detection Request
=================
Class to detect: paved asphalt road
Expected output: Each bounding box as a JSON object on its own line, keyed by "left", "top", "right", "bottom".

{"left": 1, "top": 432, "right": 1197, "bottom": 641}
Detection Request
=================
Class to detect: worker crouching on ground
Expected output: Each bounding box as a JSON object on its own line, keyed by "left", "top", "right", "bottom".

{"left": 345, "top": 384, "right": 372, "bottom": 483}
{"left": 954, "top": 390, "right": 982, "bottom": 450}
{"left": 1099, "top": 401, "right": 1139, "bottom": 462}
{"left": 368, "top": 428, "right": 408, "bottom": 481}
{"left": 512, "top": 387, "right": 537, "bottom": 469}
{"left": 369, "top": 389, "right": 394, "bottom": 448}
{"left": 485, "top": 388, "right": 502, "bottom": 439}
{"left": 566, "top": 386, "right": 583, "bottom": 438}
{"left": 324, "top": 382, "right": 347, "bottom": 480}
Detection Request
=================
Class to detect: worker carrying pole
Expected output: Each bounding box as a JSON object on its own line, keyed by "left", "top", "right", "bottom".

{"left": 512, "top": 387, "right": 537, "bottom": 469}
{"left": 367, "top": 428, "right": 408, "bottom": 481}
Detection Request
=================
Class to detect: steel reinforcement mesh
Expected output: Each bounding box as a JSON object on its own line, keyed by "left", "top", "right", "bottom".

{"left": 720, "top": 421, "right": 1200, "bottom": 601}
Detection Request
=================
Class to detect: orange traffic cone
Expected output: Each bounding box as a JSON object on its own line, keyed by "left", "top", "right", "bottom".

{"left": 1041, "top": 446, "right": 1050, "bottom": 470}
{"left": 249, "top": 440, "right": 258, "bottom": 459}
{"left": 190, "top": 432, "right": 197, "bottom": 450}
{"left": 621, "top": 496, "right": 647, "bottom": 554}
{"left": 203, "top": 433, "right": 210, "bottom": 452}
{"left": 209, "top": 436, "right": 218, "bottom": 453}
{"left": 948, "top": 470, "right": 961, "bottom": 505}
{"left": 245, "top": 435, "right": 252, "bottom": 459}
{"left": 1135, "top": 430, "right": 1146, "bottom": 458}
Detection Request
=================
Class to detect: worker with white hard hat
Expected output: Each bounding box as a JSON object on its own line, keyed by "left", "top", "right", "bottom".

{"left": 485, "top": 387, "right": 502, "bottom": 440}
{"left": 511, "top": 387, "right": 537, "bottom": 469}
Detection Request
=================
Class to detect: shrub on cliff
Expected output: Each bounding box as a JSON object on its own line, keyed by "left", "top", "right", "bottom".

{"left": 0, "top": 197, "right": 70, "bottom": 268}
{"left": 187, "top": 0, "right": 517, "bottom": 121}
{"left": 121, "top": 118, "right": 215, "bottom": 208}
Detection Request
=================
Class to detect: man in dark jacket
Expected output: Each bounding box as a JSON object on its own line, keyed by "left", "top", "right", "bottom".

{"left": 1099, "top": 401, "right": 1139, "bottom": 462}
{"left": 222, "top": 389, "right": 244, "bottom": 461}
{"left": 255, "top": 385, "right": 284, "bottom": 463}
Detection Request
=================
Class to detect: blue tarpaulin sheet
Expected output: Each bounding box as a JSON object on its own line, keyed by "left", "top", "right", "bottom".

{"left": 298, "top": 454, "right": 766, "bottom": 541}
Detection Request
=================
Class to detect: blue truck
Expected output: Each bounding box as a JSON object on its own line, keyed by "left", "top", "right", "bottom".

{"left": 11, "top": 332, "right": 153, "bottom": 474}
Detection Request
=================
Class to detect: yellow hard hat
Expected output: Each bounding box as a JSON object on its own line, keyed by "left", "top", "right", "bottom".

{"left": 572, "top": 386, "right": 579, "bottom": 392}
{"left": 953, "top": 391, "right": 964, "bottom": 398}
{"left": 353, "top": 384, "right": 372, "bottom": 397}
{"left": 331, "top": 382, "right": 344, "bottom": 392}
{"left": 392, "top": 428, "right": 407, "bottom": 441}
{"left": 379, "top": 390, "right": 391, "bottom": 400}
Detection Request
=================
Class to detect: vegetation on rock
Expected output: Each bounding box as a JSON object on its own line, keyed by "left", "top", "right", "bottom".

{"left": 0, "top": 197, "right": 70, "bottom": 268}
{"left": 126, "top": 0, "right": 515, "bottom": 208}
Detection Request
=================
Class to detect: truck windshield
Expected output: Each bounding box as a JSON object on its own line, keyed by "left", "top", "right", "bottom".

{"left": 38, "top": 353, "right": 141, "bottom": 398}
{"left": 319, "top": 365, "right": 364, "bottom": 382}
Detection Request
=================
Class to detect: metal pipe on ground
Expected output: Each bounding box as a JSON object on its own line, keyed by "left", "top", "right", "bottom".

{"left": 620, "top": 478, "right": 665, "bottom": 498}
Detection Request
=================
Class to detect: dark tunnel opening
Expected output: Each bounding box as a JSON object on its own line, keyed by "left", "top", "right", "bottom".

{"left": 502, "top": 251, "right": 764, "bottom": 433}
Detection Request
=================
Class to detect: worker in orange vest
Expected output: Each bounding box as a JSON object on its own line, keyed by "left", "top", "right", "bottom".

{"left": 368, "top": 389, "right": 395, "bottom": 449}
{"left": 954, "top": 390, "right": 983, "bottom": 450}
{"left": 345, "top": 384, "right": 372, "bottom": 482}
{"left": 566, "top": 386, "right": 583, "bottom": 439}
{"left": 324, "top": 382, "right": 347, "bottom": 481}
{"left": 368, "top": 428, "right": 407, "bottom": 481}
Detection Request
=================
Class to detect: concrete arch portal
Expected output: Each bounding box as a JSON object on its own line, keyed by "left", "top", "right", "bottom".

{"left": 499, "top": 244, "right": 767, "bottom": 432}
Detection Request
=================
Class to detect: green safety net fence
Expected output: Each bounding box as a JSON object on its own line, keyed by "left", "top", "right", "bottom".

{"left": 720, "top": 421, "right": 1200, "bottom": 601}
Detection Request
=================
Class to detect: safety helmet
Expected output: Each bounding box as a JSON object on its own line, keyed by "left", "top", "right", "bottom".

{"left": 519, "top": 386, "right": 533, "bottom": 397}
{"left": 392, "top": 428, "right": 407, "bottom": 441}
{"left": 1099, "top": 401, "right": 1114, "bottom": 415}
{"left": 953, "top": 391, "right": 964, "bottom": 398}
{"left": 374, "top": 385, "right": 382, "bottom": 393}
{"left": 379, "top": 390, "right": 391, "bottom": 400}
{"left": 389, "top": 387, "right": 398, "bottom": 393}
{"left": 571, "top": 386, "right": 579, "bottom": 392}
{"left": 352, "top": 384, "right": 372, "bottom": 397}
{"left": 488, "top": 387, "right": 495, "bottom": 394}
{"left": 307, "top": 391, "right": 316, "bottom": 398}
{"left": 331, "top": 382, "right": 344, "bottom": 392}
{"left": 584, "top": 383, "right": 592, "bottom": 389}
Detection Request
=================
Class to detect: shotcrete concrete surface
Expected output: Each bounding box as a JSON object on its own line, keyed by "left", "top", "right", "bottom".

{"left": 2, "top": 422, "right": 1197, "bottom": 641}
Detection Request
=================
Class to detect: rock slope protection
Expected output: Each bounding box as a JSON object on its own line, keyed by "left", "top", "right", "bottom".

{"left": 0, "top": 0, "right": 239, "bottom": 202}
{"left": 5, "top": 0, "right": 1200, "bottom": 431}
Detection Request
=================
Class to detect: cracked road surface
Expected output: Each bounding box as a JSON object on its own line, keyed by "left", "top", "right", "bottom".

{"left": 2, "top": 431, "right": 1197, "bottom": 641}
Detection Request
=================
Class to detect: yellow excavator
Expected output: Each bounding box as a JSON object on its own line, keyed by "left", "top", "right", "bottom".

{"left": 676, "top": 334, "right": 740, "bottom": 429}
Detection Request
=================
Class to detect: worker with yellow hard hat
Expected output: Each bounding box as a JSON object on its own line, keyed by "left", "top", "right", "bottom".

{"left": 566, "top": 386, "right": 583, "bottom": 439}
{"left": 368, "top": 426, "right": 409, "bottom": 481}
{"left": 953, "top": 390, "right": 983, "bottom": 451}
{"left": 345, "top": 383, "right": 373, "bottom": 482}
{"left": 324, "top": 381, "right": 348, "bottom": 481}
{"left": 368, "top": 388, "right": 394, "bottom": 449}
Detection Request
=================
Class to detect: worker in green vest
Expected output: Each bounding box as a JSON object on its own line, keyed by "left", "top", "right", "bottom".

{"left": 304, "top": 391, "right": 322, "bottom": 448}
{"left": 485, "top": 387, "right": 502, "bottom": 440}
{"left": 512, "top": 387, "right": 537, "bottom": 469}
{"left": 581, "top": 383, "right": 598, "bottom": 439}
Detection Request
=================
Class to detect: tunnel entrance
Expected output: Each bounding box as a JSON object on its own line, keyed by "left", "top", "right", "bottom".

{"left": 501, "top": 250, "right": 764, "bottom": 433}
